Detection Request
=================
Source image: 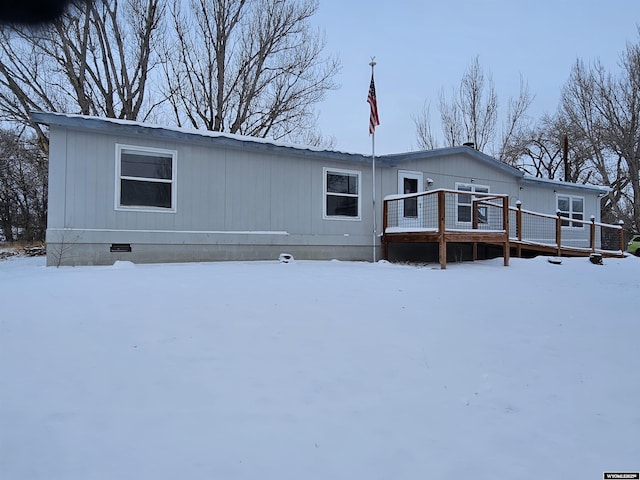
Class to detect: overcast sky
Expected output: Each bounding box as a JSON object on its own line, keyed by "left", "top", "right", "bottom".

{"left": 312, "top": 0, "right": 639, "bottom": 155}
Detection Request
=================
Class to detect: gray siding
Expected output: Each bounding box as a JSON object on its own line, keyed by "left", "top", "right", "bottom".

{"left": 392, "top": 152, "right": 515, "bottom": 192}
{"left": 46, "top": 127, "right": 377, "bottom": 265}
{"left": 42, "top": 116, "right": 606, "bottom": 266}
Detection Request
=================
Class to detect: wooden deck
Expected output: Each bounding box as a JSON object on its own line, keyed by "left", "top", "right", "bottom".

{"left": 382, "top": 189, "right": 625, "bottom": 269}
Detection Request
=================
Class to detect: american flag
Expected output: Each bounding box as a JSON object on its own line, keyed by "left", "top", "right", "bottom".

{"left": 367, "top": 73, "right": 380, "bottom": 134}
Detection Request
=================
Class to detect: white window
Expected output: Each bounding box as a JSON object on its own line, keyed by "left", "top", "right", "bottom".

{"left": 115, "top": 145, "right": 177, "bottom": 212}
{"left": 456, "top": 183, "right": 489, "bottom": 224}
{"left": 557, "top": 194, "right": 584, "bottom": 228}
{"left": 323, "top": 167, "right": 361, "bottom": 220}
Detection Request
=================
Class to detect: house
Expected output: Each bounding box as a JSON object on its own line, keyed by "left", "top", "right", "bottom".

{"left": 32, "top": 112, "right": 611, "bottom": 267}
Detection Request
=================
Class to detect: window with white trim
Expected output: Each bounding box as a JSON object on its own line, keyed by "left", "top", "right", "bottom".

{"left": 323, "top": 167, "right": 361, "bottom": 220}
{"left": 456, "top": 183, "right": 489, "bottom": 224}
{"left": 116, "top": 145, "right": 177, "bottom": 212}
{"left": 557, "top": 194, "right": 584, "bottom": 228}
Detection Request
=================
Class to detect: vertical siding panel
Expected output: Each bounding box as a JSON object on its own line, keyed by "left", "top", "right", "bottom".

{"left": 209, "top": 147, "right": 227, "bottom": 230}
{"left": 269, "top": 154, "right": 313, "bottom": 233}
{"left": 93, "top": 137, "right": 111, "bottom": 229}
{"left": 310, "top": 162, "right": 323, "bottom": 234}
{"left": 69, "top": 132, "right": 86, "bottom": 228}
{"left": 251, "top": 153, "right": 271, "bottom": 231}
{"left": 223, "top": 150, "right": 271, "bottom": 231}
{"left": 298, "top": 157, "right": 314, "bottom": 234}
{"left": 176, "top": 143, "right": 194, "bottom": 231}
{"left": 84, "top": 133, "right": 99, "bottom": 229}
{"left": 268, "top": 154, "right": 287, "bottom": 230}
{"left": 46, "top": 127, "right": 67, "bottom": 229}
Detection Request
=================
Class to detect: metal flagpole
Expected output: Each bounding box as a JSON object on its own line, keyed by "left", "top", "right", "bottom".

{"left": 369, "top": 58, "right": 377, "bottom": 263}
{"left": 372, "top": 125, "right": 376, "bottom": 263}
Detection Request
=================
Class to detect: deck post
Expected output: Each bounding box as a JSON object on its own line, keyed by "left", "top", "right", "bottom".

{"left": 618, "top": 220, "right": 625, "bottom": 253}
{"left": 556, "top": 212, "right": 563, "bottom": 257}
{"left": 472, "top": 199, "right": 478, "bottom": 229}
{"left": 472, "top": 199, "right": 478, "bottom": 261}
{"left": 590, "top": 216, "right": 596, "bottom": 252}
{"left": 503, "top": 196, "right": 510, "bottom": 266}
{"left": 382, "top": 200, "right": 389, "bottom": 260}
{"left": 438, "top": 190, "right": 447, "bottom": 269}
{"left": 516, "top": 201, "right": 522, "bottom": 258}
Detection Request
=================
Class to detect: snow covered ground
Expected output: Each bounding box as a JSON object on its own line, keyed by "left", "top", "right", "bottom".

{"left": 1, "top": 255, "right": 639, "bottom": 479}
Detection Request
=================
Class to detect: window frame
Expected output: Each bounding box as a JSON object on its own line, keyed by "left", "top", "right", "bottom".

{"left": 557, "top": 194, "right": 584, "bottom": 229}
{"left": 323, "top": 167, "right": 362, "bottom": 221}
{"left": 398, "top": 170, "right": 423, "bottom": 219}
{"left": 115, "top": 144, "right": 177, "bottom": 213}
{"left": 455, "top": 182, "right": 490, "bottom": 225}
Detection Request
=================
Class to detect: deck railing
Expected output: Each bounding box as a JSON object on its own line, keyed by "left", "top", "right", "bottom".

{"left": 508, "top": 202, "right": 625, "bottom": 255}
{"left": 383, "top": 189, "right": 625, "bottom": 266}
{"left": 383, "top": 189, "right": 510, "bottom": 268}
{"left": 383, "top": 189, "right": 510, "bottom": 233}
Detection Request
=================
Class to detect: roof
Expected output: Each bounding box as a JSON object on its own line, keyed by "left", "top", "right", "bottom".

{"left": 31, "top": 111, "right": 609, "bottom": 194}
{"left": 520, "top": 174, "right": 609, "bottom": 194}
{"left": 30, "top": 111, "right": 374, "bottom": 165}
{"left": 382, "top": 147, "right": 609, "bottom": 194}
{"left": 383, "top": 146, "right": 525, "bottom": 178}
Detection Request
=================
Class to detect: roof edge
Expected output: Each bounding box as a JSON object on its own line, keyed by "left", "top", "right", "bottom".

{"left": 521, "top": 175, "right": 610, "bottom": 194}
{"left": 30, "top": 111, "right": 375, "bottom": 163}
{"left": 383, "top": 145, "right": 526, "bottom": 179}
{"left": 28, "top": 112, "right": 613, "bottom": 195}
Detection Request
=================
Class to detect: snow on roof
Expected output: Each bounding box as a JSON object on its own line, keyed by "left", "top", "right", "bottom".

{"left": 30, "top": 111, "right": 369, "bottom": 158}
{"left": 30, "top": 111, "right": 611, "bottom": 194}
{"left": 521, "top": 174, "right": 610, "bottom": 194}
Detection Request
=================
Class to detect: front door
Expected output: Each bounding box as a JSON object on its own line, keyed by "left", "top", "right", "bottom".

{"left": 397, "top": 170, "right": 423, "bottom": 228}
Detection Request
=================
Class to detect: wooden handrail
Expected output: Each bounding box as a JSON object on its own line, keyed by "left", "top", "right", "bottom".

{"left": 384, "top": 189, "right": 622, "bottom": 232}
{"left": 382, "top": 190, "right": 624, "bottom": 265}
{"left": 383, "top": 188, "right": 510, "bottom": 201}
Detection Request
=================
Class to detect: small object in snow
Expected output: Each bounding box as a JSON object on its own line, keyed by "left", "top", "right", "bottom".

{"left": 279, "top": 253, "right": 294, "bottom": 263}
{"left": 112, "top": 260, "right": 136, "bottom": 269}
{"left": 548, "top": 257, "right": 562, "bottom": 265}
{"left": 589, "top": 253, "right": 603, "bottom": 265}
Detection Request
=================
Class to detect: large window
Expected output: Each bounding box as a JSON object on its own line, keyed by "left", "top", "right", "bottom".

{"left": 116, "top": 145, "right": 177, "bottom": 212}
{"left": 557, "top": 194, "right": 584, "bottom": 228}
{"left": 323, "top": 167, "right": 361, "bottom": 220}
{"left": 456, "top": 183, "right": 489, "bottom": 224}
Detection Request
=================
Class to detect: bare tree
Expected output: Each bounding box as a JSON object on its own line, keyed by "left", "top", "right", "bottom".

{"left": 415, "top": 56, "right": 529, "bottom": 155}
{"left": 0, "top": 128, "right": 47, "bottom": 242}
{"left": 498, "top": 75, "right": 534, "bottom": 163}
{"left": 500, "top": 113, "right": 592, "bottom": 183}
{"left": 457, "top": 56, "right": 498, "bottom": 151}
{"left": 0, "top": 0, "right": 165, "bottom": 153}
{"left": 437, "top": 88, "right": 465, "bottom": 148}
{"left": 161, "top": 0, "right": 339, "bottom": 141}
{"left": 412, "top": 101, "right": 439, "bottom": 150}
{"left": 433, "top": 56, "right": 499, "bottom": 151}
{"left": 561, "top": 30, "right": 640, "bottom": 231}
